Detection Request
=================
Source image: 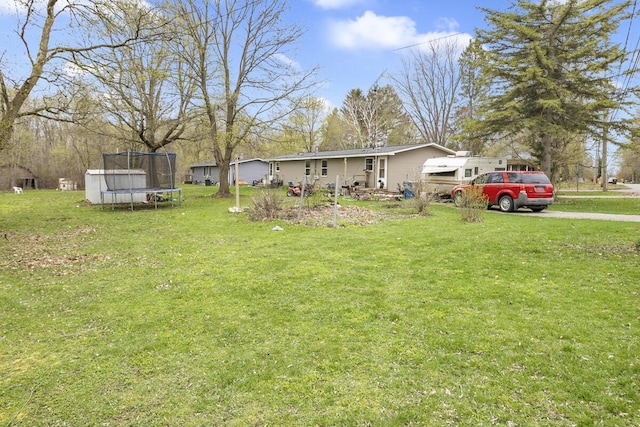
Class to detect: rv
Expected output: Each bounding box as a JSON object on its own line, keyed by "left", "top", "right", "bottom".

{"left": 421, "top": 152, "right": 507, "bottom": 198}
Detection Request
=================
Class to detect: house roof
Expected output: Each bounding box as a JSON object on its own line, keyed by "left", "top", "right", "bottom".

{"left": 0, "top": 163, "right": 38, "bottom": 178}
{"left": 190, "top": 158, "right": 266, "bottom": 168}
{"left": 265, "top": 143, "right": 455, "bottom": 162}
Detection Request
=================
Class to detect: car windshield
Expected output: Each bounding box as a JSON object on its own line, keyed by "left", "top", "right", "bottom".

{"left": 521, "top": 174, "right": 551, "bottom": 184}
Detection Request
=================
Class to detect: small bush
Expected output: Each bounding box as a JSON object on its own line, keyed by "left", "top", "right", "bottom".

{"left": 409, "top": 186, "right": 435, "bottom": 216}
{"left": 247, "top": 190, "right": 283, "bottom": 221}
{"left": 402, "top": 176, "right": 435, "bottom": 215}
{"left": 458, "top": 186, "right": 488, "bottom": 223}
{"left": 307, "top": 188, "right": 328, "bottom": 208}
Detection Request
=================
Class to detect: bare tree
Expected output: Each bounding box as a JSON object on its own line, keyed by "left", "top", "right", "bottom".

{"left": 67, "top": 1, "right": 196, "bottom": 152}
{"left": 392, "top": 39, "right": 463, "bottom": 147}
{"left": 340, "top": 88, "right": 382, "bottom": 148}
{"left": 0, "top": 0, "right": 149, "bottom": 151}
{"left": 281, "top": 97, "right": 327, "bottom": 153}
{"left": 174, "top": 0, "right": 318, "bottom": 197}
{"left": 340, "top": 84, "right": 413, "bottom": 148}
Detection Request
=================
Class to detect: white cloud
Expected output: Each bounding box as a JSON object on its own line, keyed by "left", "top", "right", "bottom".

{"left": 312, "top": 0, "right": 366, "bottom": 10}
{"left": 274, "top": 53, "right": 301, "bottom": 70}
{"left": 0, "top": 0, "right": 22, "bottom": 14}
{"left": 318, "top": 96, "right": 333, "bottom": 113}
{"left": 328, "top": 11, "right": 471, "bottom": 51}
{"left": 433, "top": 17, "right": 459, "bottom": 32}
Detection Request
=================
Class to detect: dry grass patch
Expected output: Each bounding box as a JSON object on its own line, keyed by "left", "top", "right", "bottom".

{"left": 2, "top": 226, "right": 107, "bottom": 272}
{"left": 280, "top": 204, "right": 416, "bottom": 226}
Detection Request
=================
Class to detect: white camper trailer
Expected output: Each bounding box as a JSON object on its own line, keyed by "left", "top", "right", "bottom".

{"left": 421, "top": 152, "right": 507, "bottom": 197}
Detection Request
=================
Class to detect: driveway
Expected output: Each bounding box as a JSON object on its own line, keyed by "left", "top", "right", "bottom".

{"left": 526, "top": 210, "right": 640, "bottom": 222}
{"left": 514, "top": 184, "right": 640, "bottom": 222}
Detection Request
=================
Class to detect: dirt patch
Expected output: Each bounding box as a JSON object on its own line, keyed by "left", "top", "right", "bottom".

{"left": 564, "top": 242, "right": 639, "bottom": 255}
{"left": 3, "top": 226, "right": 108, "bottom": 273}
{"left": 280, "top": 204, "right": 417, "bottom": 226}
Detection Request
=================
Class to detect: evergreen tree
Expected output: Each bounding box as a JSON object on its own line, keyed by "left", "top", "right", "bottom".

{"left": 476, "top": 0, "right": 634, "bottom": 180}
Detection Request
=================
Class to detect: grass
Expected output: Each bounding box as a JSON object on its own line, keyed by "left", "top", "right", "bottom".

{"left": 551, "top": 196, "right": 640, "bottom": 215}
{"left": 1, "top": 186, "right": 639, "bottom": 426}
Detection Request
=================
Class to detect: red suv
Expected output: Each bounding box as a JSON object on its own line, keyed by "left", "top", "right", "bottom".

{"left": 451, "top": 171, "right": 554, "bottom": 212}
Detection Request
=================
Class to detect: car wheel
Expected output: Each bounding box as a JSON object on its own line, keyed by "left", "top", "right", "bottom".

{"left": 453, "top": 191, "right": 463, "bottom": 207}
{"left": 531, "top": 207, "right": 545, "bottom": 212}
{"left": 498, "top": 195, "right": 514, "bottom": 212}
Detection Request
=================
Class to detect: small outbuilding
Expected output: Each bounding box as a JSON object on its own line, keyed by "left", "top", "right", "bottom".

{"left": 84, "top": 169, "right": 147, "bottom": 204}
{"left": 189, "top": 158, "right": 269, "bottom": 185}
{"left": 0, "top": 164, "right": 38, "bottom": 190}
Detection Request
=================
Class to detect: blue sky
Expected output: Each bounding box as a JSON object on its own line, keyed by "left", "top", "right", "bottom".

{"left": 0, "top": 0, "right": 502, "bottom": 109}
{"left": 1, "top": 0, "right": 637, "bottom": 114}
{"left": 289, "top": 0, "right": 640, "bottom": 112}
{"left": 288, "top": 0, "right": 510, "bottom": 109}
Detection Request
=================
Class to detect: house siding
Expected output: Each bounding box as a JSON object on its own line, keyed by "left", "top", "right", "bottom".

{"left": 190, "top": 159, "right": 268, "bottom": 185}
{"left": 269, "top": 144, "right": 454, "bottom": 190}
{"left": 387, "top": 146, "right": 448, "bottom": 189}
{"left": 277, "top": 157, "right": 372, "bottom": 188}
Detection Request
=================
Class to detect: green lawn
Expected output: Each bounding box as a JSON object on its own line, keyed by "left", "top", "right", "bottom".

{"left": 552, "top": 196, "right": 640, "bottom": 215}
{"left": 1, "top": 186, "right": 639, "bottom": 426}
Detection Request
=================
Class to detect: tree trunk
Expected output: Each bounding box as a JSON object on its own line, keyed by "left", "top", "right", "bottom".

{"left": 540, "top": 133, "right": 555, "bottom": 182}
{"left": 216, "top": 161, "right": 232, "bottom": 197}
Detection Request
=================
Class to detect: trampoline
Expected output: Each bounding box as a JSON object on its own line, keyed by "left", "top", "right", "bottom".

{"left": 100, "top": 151, "right": 182, "bottom": 210}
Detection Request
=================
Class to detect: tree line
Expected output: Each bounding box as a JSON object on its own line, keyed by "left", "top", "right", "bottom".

{"left": 2, "top": 0, "right": 639, "bottom": 195}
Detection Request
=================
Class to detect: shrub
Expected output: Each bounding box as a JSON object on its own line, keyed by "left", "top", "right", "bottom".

{"left": 247, "top": 189, "right": 283, "bottom": 221}
{"left": 411, "top": 181, "right": 436, "bottom": 215}
{"left": 307, "top": 187, "right": 328, "bottom": 208}
{"left": 458, "top": 186, "right": 488, "bottom": 223}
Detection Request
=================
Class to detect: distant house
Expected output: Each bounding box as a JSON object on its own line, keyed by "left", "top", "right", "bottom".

{"left": 265, "top": 143, "right": 455, "bottom": 190}
{"left": 189, "top": 158, "right": 269, "bottom": 185}
{"left": 0, "top": 164, "right": 38, "bottom": 190}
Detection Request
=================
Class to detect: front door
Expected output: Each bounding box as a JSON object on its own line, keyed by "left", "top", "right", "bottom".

{"left": 377, "top": 157, "right": 387, "bottom": 189}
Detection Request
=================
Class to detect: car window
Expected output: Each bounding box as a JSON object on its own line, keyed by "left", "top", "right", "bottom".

{"left": 507, "top": 173, "right": 523, "bottom": 183}
{"left": 473, "top": 174, "right": 487, "bottom": 185}
{"left": 521, "top": 174, "right": 551, "bottom": 184}
{"left": 487, "top": 173, "right": 504, "bottom": 183}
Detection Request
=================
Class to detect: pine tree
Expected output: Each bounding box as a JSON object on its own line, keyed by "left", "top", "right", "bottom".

{"left": 476, "top": 0, "right": 634, "bottom": 180}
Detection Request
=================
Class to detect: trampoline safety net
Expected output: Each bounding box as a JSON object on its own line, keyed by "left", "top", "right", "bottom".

{"left": 102, "top": 151, "right": 177, "bottom": 191}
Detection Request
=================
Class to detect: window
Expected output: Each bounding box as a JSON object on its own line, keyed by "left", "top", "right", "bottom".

{"left": 305, "top": 160, "right": 311, "bottom": 176}
{"left": 474, "top": 167, "right": 479, "bottom": 175}
{"left": 365, "top": 158, "right": 374, "bottom": 172}
{"left": 275, "top": 162, "right": 280, "bottom": 173}
{"left": 465, "top": 168, "right": 473, "bottom": 178}
{"left": 507, "top": 172, "right": 523, "bottom": 183}
{"left": 487, "top": 172, "right": 504, "bottom": 183}
{"left": 378, "top": 159, "right": 386, "bottom": 178}
{"left": 473, "top": 174, "right": 487, "bottom": 184}
{"left": 321, "top": 160, "right": 328, "bottom": 177}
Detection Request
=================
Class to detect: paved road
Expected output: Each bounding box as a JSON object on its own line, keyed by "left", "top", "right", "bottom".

{"left": 622, "top": 183, "right": 640, "bottom": 193}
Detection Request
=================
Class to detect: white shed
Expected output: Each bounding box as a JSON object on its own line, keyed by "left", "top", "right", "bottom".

{"left": 85, "top": 169, "right": 147, "bottom": 204}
